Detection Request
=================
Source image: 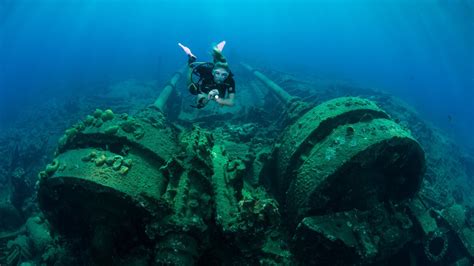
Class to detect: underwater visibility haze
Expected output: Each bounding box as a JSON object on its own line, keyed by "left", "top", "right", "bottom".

{"left": 0, "top": 0, "right": 473, "bottom": 265}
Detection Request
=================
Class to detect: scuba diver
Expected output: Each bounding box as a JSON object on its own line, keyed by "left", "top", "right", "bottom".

{"left": 178, "top": 41, "right": 235, "bottom": 109}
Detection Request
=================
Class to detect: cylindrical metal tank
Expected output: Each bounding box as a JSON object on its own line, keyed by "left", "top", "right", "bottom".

{"left": 242, "top": 64, "right": 427, "bottom": 263}
{"left": 276, "top": 96, "right": 425, "bottom": 222}
{"left": 154, "top": 67, "right": 185, "bottom": 113}
{"left": 241, "top": 63, "right": 425, "bottom": 223}
{"left": 36, "top": 71, "right": 217, "bottom": 263}
{"left": 37, "top": 108, "right": 180, "bottom": 236}
{"left": 37, "top": 65, "right": 220, "bottom": 263}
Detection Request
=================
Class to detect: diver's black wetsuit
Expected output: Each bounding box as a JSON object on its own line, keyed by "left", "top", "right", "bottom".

{"left": 190, "top": 63, "right": 236, "bottom": 98}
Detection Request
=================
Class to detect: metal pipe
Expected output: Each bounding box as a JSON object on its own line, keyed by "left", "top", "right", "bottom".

{"left": 240, "top": 62, "right": 293, "bottom": 103}
{"left": 154, "top": 66, "right": 186, "bottom": 112}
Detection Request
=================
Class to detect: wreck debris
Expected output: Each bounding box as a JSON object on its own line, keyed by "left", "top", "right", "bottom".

{"left": 28, "top": 65, "right": 474, "bottom": 265}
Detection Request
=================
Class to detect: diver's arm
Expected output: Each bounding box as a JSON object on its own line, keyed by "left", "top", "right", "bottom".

{"left": 216, "top": 93, "right": 235, "bottom": 107}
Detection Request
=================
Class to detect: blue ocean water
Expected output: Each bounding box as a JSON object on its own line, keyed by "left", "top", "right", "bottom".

{"left": 1, "top": 1, "right": 474, "bottom": 264}
{"left": 0, "top": 0, "right": 472, "bottom": 148}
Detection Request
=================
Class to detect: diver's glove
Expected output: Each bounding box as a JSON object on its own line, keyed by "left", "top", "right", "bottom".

{"left": 208, "top": 89, "right": 220, "bottom": 100}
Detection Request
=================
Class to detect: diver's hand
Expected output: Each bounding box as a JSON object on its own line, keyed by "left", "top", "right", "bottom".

{"left": 208, "top": 89, "right": 219, "bottom": 100}
{"left": 196, "top": 94, "right": 209, "bottom": 109}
